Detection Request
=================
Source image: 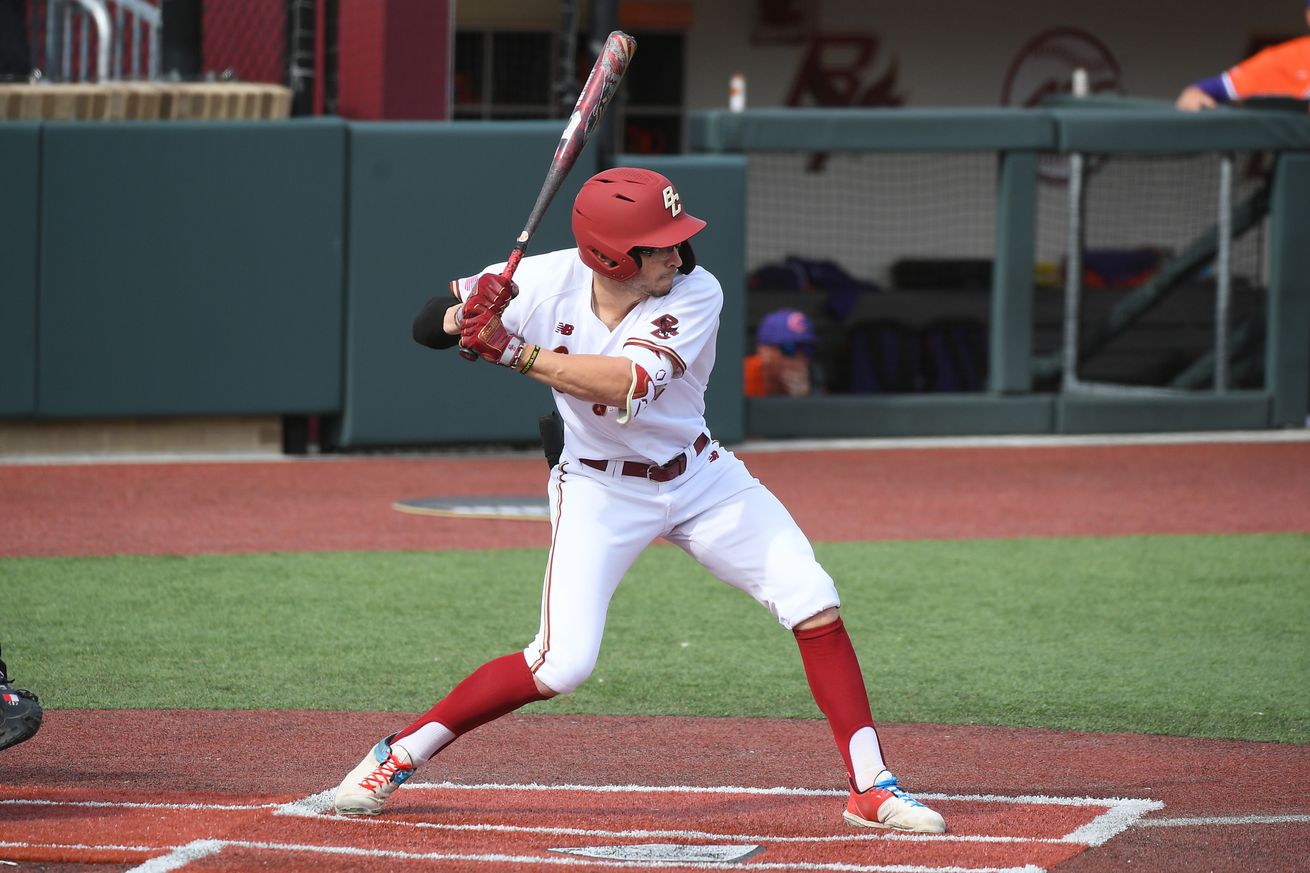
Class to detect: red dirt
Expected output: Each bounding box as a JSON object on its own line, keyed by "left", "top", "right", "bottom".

{"left": 2, "top": 439, "right": 1308, "bottom": 871}
{"left": 2, "top": 711, "right": 1308, "bottom": 872}
{"left": 2, "top": 441, "right": 1308, "bottom": 556}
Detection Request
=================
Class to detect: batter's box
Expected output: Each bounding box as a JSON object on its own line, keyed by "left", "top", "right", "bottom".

{"left": 279, "top": 781, "right": 1164, "bottom": 871}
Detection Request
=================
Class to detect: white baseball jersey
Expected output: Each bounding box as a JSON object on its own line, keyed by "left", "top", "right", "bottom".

{"left": 449, "top": 248, "right": 839, "bottom": 696}
{"left": 452, "top": 249, "right": 718, "bottom": 465}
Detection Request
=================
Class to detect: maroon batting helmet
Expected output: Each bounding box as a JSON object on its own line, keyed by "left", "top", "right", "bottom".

{"left": 571, "top": 167, "right": 707, "bottom": 281}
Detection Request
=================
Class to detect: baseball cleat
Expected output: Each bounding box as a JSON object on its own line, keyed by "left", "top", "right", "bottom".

{"left": 843, "top": 771, "right": 947, "bottom": 833}
{"left": 334, "top": 734, "right": 415, "bottom": 816}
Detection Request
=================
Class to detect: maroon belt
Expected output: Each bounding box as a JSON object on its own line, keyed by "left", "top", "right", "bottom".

{"left": 581, "top": 433, "right": 711, "bottom": 482}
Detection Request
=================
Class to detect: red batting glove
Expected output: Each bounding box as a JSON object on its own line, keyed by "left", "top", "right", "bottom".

{"left": 456, "top": 273, "right": 519, "bottom": 328}
{"left": 460, "top": 310, "right": 526, "bottom": 368}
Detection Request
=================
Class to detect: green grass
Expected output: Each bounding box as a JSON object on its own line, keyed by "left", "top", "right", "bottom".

{"left": 3, "top": 533, "right": 1307, "bottom": 743}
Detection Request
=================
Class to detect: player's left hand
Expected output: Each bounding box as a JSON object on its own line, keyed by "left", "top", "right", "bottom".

{"left": 456, "top": 273, "right": 519, "bottom": 328}
{"left": 460, "top": 309, "right": 526, "bottom": 368}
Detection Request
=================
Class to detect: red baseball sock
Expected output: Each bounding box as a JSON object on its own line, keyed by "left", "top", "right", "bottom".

{"left": 395, "top": 653, "right": 547, "bottom": 744}
{"left": 794, "top": 618, "right": 887, "bottom": 787}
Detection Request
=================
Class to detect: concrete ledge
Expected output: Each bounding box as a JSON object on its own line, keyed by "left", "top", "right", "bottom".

{"left": 0, "top": 83, "right": 293, "bottom": 121}
{"left": 0, "top": 416, "right": 283, "bottom": 457}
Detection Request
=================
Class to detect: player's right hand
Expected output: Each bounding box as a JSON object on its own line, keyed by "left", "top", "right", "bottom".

{"left": 456, "top": 273, "right": 519, "bottom": 327}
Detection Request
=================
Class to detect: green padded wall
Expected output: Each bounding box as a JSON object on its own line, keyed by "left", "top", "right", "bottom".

{"left": 622, "top": 154, "right": 747, "bottom": 445}
{"left": 337, "top": 123, "right": 595, "bottom": 447}
{"left": 37, "top": 120, "right": 347, "bottom": 417}
{"left": 1266, "top": 152, "right": 1310, "bottom": 427}
{"left": 0, "top": 124, "right": 39, "bottom": 417}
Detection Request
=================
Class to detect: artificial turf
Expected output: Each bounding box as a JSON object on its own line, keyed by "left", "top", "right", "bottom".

{"left": 4, "top": 532, "right": 1307, "bottom": 743}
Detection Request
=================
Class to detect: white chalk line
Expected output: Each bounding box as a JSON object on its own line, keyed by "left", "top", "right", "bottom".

{"left": 371, "top": 780, "right": 1156, "bottom": 807}
{"left": 1139, "top": 814, "right": 1310, "bottom": 827}
{"left": 0, "top": 798, "right": 281, "bottom": 812}
{"left": 328, "top": 811, "right": 1073, "bottom": 846}
{"left": 40, "top": 782, "right": 1310, "bottom": 872}
{"left": 306, "top": 779, "right": 1164, "bottom": 847}
{"left": 275, "top": 780, "right": 1154, "bottom": 846}
{"left": 0, "top": 838, "right": 1043, "bottom": 873}
{"left": 124, "top": 840, "right": 225, "bottom": 873}
{"left": 0, "top": 839, "right": 158, "bottom": 853}
{"left": 127, "top": 839, "right": 1043, "bottom": 873}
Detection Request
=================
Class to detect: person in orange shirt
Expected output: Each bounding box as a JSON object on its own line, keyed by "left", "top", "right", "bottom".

{"left": 1177, "top": 2, "right": 1310, "bottom": 109}
{"left": 744, "top": 308, "right": 818, "bottom": 397}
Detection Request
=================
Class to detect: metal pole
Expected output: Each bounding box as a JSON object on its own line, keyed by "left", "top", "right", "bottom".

{"left": 1215, "top": 154, "right": 1234, "bottom": 392}
{"left": 112, "top": 0, "right": 122, "bottom": 78}
{"left": 61, "top": 3, "right": 72, "bottom": 80}
{"left": 68, "top": 0, "right": 110, "bottom": 81}
{"left": 1059, "top": 67, "right": 1090, "bottom": 391}
{"left": 1061, "top": 151, "right": 1085, "bottom": 390}
{"left": 46, "top": 0, "right": 61, "bottom": 80}
{"left": 79, "top": 9, "right": 89, "bottom": 80}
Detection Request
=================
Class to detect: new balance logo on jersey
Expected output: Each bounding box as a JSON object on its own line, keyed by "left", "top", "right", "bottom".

{"left": 556, "top": 322, "right": 575, "bottom": 335}
{"left": 663, "top": 185, "right": 682, "bottom": 217}
{"left": 651, "top": 314, "right": 679, "bottom": 339}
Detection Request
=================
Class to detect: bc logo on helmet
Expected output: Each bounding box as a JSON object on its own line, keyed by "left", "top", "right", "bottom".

{"left": 663, "top": 186, "right": 682, "bottom": 217}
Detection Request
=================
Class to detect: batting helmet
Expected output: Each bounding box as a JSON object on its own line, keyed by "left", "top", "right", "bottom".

{"left": 572, "top": 167, "right": 707, "bottom": 281}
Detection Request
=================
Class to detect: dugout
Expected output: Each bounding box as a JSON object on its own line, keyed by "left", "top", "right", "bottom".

{"left": 690, "top": 100, "right": 1310, "bottom": 437}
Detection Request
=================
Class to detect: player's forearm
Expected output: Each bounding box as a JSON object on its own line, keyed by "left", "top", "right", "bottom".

{"left": 442, "top": 304, "right": 461, "bottom": 335}
{"left": 412, "top": 297, "right": 462, "bottom": 350}
{"left": 518, "top": 345, "right": 632, "bottom": 407}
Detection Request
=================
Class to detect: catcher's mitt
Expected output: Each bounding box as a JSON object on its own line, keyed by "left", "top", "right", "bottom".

{"left": 0, "top": 684, "right": 42, "bottom": 751}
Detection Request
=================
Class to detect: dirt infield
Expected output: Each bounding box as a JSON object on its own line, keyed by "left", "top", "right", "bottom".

{"left": 2, "top": 711, "right": 1308, "bottom": 872}
{"left": 2, "top": 439, "right": 1309, "bottom": 556}
{"left": 2, "top": 438, "right": 1309, "bottom": 871}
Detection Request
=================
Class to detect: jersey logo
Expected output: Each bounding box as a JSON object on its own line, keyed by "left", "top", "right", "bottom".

{"left": 662, "top": 185, "right": 682, "bottom": 217}
{"left": 553, "top": 345, "right": 570, "bottom": 354}
{"left": 556, "top": 322, "right": 575, "bottom": 336}
{"left": 650, "top": 314, "right": 679, "bottom": 339}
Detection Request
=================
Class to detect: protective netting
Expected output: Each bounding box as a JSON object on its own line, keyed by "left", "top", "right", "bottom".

{"left": 743, "top": 150, "right": 1270, "bottom": 392}
{"left": 1035, "top": 152, "right": 1269, "bottom": 388}
{"left": 1035, "top": 152, "right": 1269, "bottom": 287}
{"left": 746, "top": 150, "right": 1268, "bottom": 290}
{"left": 747, "top": 152, "right": 997, "bottom": 287}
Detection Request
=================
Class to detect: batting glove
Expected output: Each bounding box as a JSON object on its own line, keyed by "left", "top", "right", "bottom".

{"left": 460, "top": 310, "right": 527, "bottom": 368}
{"left": 455, "top": 273, "right": 519, "bottom": 328}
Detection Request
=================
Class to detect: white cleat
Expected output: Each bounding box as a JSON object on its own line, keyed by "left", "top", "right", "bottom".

{"left": 843, "top": 770, "right": 947, "bottom": 833}
{"left": 334, "top": 734, "right": 415, "bottom": 816}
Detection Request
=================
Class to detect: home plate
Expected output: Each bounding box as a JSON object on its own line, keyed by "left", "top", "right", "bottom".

{"left": 550, "top": 843, "right": 764, "bottom": 863}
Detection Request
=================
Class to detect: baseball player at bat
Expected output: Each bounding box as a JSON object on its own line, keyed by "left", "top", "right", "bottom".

{"left": 335, "top": 167, "right": 946, "bottom": 834}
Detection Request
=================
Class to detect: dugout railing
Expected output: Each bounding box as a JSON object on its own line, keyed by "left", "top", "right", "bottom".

{"left": 689, "top": 102, "right": 1310, "bottom": 438}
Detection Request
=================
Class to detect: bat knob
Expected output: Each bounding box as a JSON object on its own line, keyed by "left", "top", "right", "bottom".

{"left": 458, "top": 348, "right": 478, "bottom": 362}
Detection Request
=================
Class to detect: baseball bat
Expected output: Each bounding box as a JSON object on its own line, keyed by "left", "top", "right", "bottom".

{"left": 460, "top": 30, "right": 637, "bottom": 360}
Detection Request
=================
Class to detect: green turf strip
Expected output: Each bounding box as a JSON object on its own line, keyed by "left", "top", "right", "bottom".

{"left": 3, "top": 533, "right": 1307, "bottom": 743}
